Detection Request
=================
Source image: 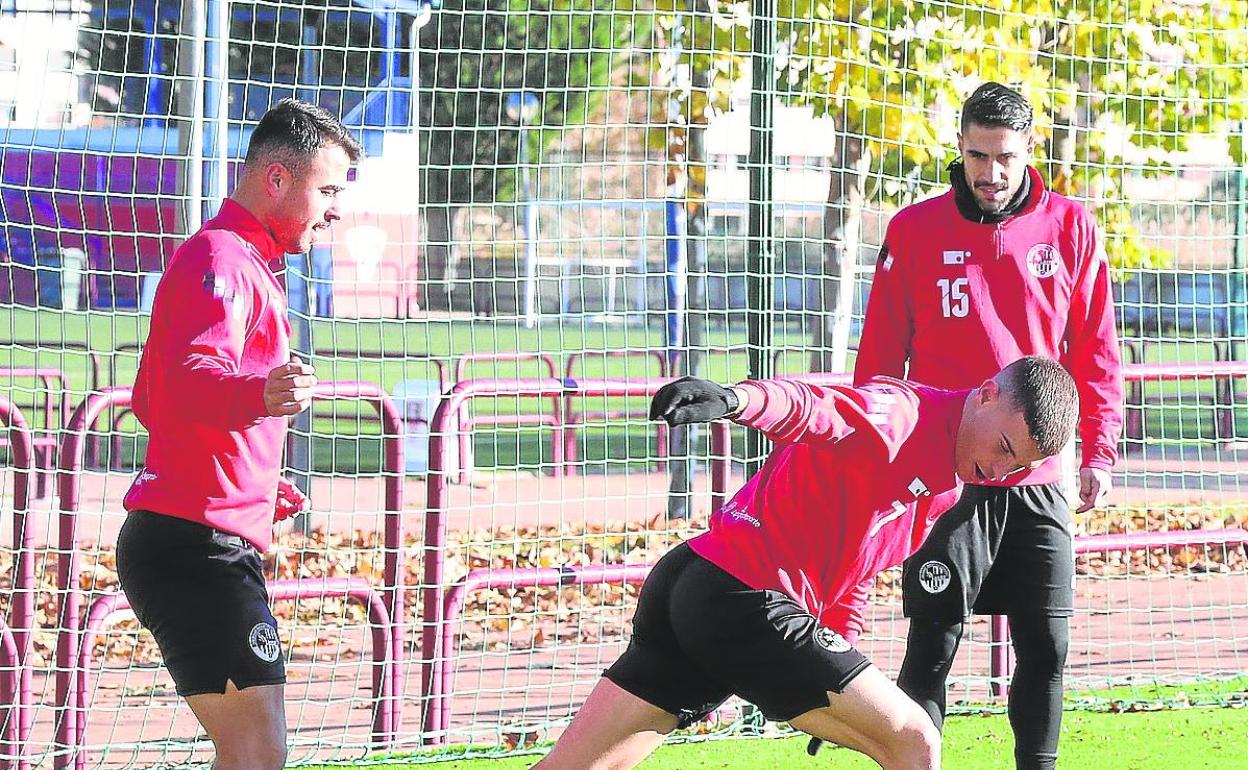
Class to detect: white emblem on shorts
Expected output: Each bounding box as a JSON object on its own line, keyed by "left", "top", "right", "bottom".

{"left": 814, "top": 627, "right": 852, "bottom": 654}
{"left": 917, "top": 561, "right": 952, "bottom": 594}
{"left": 248, "top": 622, "right": 282, "bottom": 663}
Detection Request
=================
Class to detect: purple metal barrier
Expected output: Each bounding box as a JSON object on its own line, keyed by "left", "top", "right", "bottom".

{"left": 0, "top": 367, "right": 69, "bottom": 498}
{"left": 429, "top": 531, "right": 1248, "bottom": 730}
{"left": 988, "top": 527, "right": 1248, "bottom": 698}
{"left": 0, "top": 618, "right": 20, "bottom": 770}
{"left": 0, "top": 396, "right": 33, "bottom": 770}
{"left": 104, "top": 344, "right": 142, "bottom": 396}
{"left": 0, "top": 368, "right": 69, "bottom": 437}
{"left": 453, "top": 352, "right": 560, "bottom": 386}
{"left": 426, "top": 367, "right": 1245, "bottom": 715}
{"left": 429, "top": 564, "right": 654, "bottom": 741}
{"left": 1123, "top": 360, "right": 1247, "bottom": 440}
{"left": 292, "top": 353, "right": 448, "bottom": 476}
{"left": 313, "top": 348, "right": 450, "bottom": 394}
{"left": 1075, "top": 528, "right": 1248, "bottom": 553}
{"left": 420, "top": 377, "right": 732, "bottom": 744}
{"left": 100, "top": 344, "right": 146, "bottom": 470}
{"left": 304, "top": 380, "right": 407, "bottom": 747}
{"left": 454, "top": 352, "right": 563, "bottom": 480}
{"left": 563, "top": 351, "right": 669, "bottom": 472}
{"left": 4, "top": 343, "right": 104, "bottom": 467}
{"left": 104, "top": 406, "right": 136, "bottom": 471}
{"left": 68, "top": 578, "right": 394, "bottom": 768}
{"left": 53, "top": 382, "right": 405, "bottom": 768}
{"left": 53, "top": 386, "right": 132, "bottom": 768}
{"left": 6, "top": 342, "right": 103, "bottom": 394}
{"left": 988, "top": 614, "right": 1012, "bottom": 699}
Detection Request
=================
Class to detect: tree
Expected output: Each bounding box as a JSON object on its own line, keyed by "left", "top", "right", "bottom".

{"left": 684, "top": 0, "right": 1248, "bottom": 370}
{"left": 417, "top": 0, "right": 652, "bottom": 308}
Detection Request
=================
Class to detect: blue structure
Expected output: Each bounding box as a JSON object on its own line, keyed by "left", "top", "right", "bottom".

{"left": 0, "top": 0, "right": 432, "bottom": 309}
{"left": 89, "top": 0, "right": 424, "bottom": 138}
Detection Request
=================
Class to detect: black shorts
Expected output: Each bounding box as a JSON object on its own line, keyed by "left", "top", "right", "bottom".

{"left": 116, "top": 510, "right": 285, "bottom": 696}
{"left": 902, "top": 483, "right": 1074, "bottom": 620}
{"left": 605, "top": 543, "right": 871, "bottom": 726}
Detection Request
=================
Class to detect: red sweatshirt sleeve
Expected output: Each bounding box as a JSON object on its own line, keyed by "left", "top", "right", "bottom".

{"left": 732, "top": 377, "right": 919, "bottom": 460}
{"left": 1063, "top": 221, "right": 1124, "bottom": 471}
{"left": 853, "top": 241, "right": 912, "bottom": 385}
{"left": 155, "top": 242, "right": 270, "bottom": 428}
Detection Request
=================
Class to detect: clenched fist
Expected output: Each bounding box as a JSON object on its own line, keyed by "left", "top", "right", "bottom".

{"left": 264, "top": 355, "right": 317, "bottom": 416}
{"left": 649, "top": 377, "right": 740, "bottom": 426}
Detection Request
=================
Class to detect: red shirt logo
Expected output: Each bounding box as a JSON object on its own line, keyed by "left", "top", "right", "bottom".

{"left": 1025, "top": 244, "right": 1061, "bottom": 278}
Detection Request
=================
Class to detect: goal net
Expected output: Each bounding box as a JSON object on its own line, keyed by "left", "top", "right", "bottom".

{"left": 0, "top": 0, "right": 1245, "bottom": 766}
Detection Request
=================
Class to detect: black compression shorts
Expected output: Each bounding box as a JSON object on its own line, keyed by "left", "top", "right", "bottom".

{"left": 605, "top": 543, "right": 871, "bottom": 726}
{"left": 902, "top": 482, "right": 1075, "bottom": 620}
{"left": 116, "top": 509, "right": 286, "bottom": 696}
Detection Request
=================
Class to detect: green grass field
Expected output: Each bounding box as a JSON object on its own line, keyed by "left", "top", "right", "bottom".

{"left": 0, "top": 307, "right": 809, "bottom": 473}
{"left": 3, "top": 305, "right": 1245, "bottom": 474}
{"left": 293, "top": 682, "right": 1248, "bottom": 769}
{"left": 298, "top": 706, "right": 1248, "bottom": 769}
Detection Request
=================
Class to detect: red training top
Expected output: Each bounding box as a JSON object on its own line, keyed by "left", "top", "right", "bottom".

{"left": 689, "top": 377, "right": 966, "bottom": 640}
{"left": 124, "top": 199, "right": 292, "bottom": 550}
{"left": 853, "top": 167, "right": 1123, "bottom": 485}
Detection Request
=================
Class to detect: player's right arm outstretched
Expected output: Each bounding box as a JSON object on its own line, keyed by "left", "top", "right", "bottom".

{"left": 650, "top": 376, "right": 917, "bottom": 454}
{"left": 648, "top": 377, "right": 743, "bottom": 425}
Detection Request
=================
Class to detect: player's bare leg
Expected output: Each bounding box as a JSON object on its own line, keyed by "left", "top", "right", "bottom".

{"left": 532, "top": 677, "right": 680, "bottom": 770}
{"left": 789, "top": 665, "right": 940, "bottom": 770}
{"left": 186, "top": 680, "right": 287, "bottom": 770}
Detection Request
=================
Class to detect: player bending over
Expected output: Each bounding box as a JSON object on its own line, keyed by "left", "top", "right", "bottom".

{"left": 533, "top": 355, "right": 1077, "bottom": 770}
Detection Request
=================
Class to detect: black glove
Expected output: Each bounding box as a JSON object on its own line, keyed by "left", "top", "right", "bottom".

{"left": 649, "top": 377, "right": 740, "bottom": 426}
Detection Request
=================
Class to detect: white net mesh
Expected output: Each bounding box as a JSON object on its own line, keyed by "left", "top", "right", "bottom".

{"left": 0, "top": 0, "right": 1245, "bottom": 767}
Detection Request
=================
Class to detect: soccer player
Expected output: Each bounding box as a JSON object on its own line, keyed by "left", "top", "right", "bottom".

{"left": 534, "top": 356, "right": 1078, "bottom": 770}
{"left": 854, "top": 82, "right": 1124, "bottom": 770}
{"left": 115, "top": 99, "right": 361, "bottom": 770}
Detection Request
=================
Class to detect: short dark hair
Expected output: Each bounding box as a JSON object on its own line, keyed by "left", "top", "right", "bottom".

{"left": 996, "top": 356, "right": 1078, "bottom": 457}
{"left": 244, "top": 98, "right": 363, "bottom": 171}
{"left": 961, "top": 82, "right": 1033, "bottom": 134}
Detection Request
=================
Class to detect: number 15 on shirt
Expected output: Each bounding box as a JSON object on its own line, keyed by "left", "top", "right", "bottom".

{"left": 938, "top": 278, "right": 969, "bottom": 318}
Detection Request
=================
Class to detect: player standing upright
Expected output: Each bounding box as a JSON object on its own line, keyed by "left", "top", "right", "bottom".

{"left": 116, "top": 99, "right": 361, "bottom": 770}
{"left": 854, "top": 82, "right": 1124, "bottom": 770}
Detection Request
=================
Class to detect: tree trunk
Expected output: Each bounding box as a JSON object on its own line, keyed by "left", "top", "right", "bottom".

{"left": 810, "top": 116, "right": 870, "bottom": 373}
